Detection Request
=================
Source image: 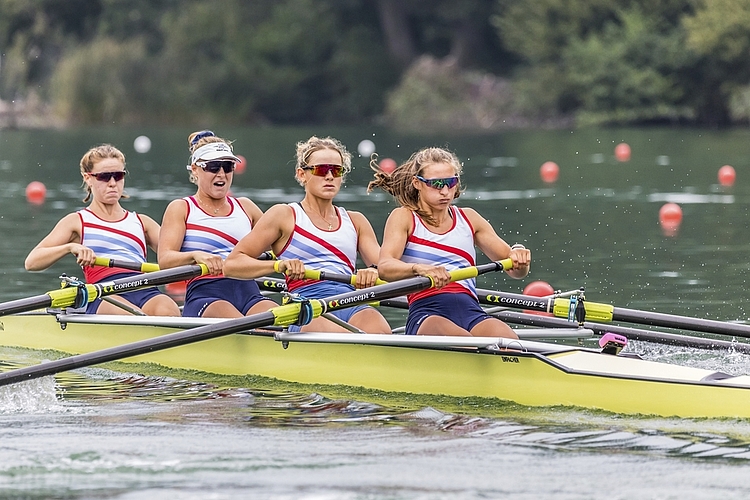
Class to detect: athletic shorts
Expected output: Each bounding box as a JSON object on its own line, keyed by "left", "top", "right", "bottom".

{"left": 287, "top": 281, "right": 372, "bottom": 332}
{"left": 182, "top": 277, "right": 269, "bottom": 317}
{"left": 405, "top": 292, "right": 489, "bottom": 336}
{"left": 85, "top": 272, "right": 163, "bottom": 314}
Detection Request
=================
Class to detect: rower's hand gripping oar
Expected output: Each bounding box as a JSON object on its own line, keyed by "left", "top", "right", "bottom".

{"left": 0, "top": 260, "right": 511, "bottom": 387}
{"left": 0, "top": 264, "right": 209, "bottom": 317}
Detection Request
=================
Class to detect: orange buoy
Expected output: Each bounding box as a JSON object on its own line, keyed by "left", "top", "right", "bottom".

{"left": 235, "top": 155, "right": 247, "bottom": 174}
{"left": 540, "top": 161, "right": 559, "bottom": 183}
{"left": 614, "top": 143, "right": 631, "bottom": 162}
{"left": 523, "top": 280, "right": 555, "bottom": 316}
{"left": 25, "top": 181, "right": 47, "bottom": 205}
{"left": 379, "top": 158, "right": 397, "bottom": 173}
{"left": 718, "top": 165, "right": 736, "bottom": 186}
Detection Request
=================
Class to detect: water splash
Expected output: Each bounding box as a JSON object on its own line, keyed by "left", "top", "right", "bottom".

{"left": 0, "top": 375, "right": 60, "bottom": 413}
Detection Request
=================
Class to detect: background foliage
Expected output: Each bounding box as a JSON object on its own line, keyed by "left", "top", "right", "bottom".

{"left": 1, "top": 0, "right": 749, "bottom": 130}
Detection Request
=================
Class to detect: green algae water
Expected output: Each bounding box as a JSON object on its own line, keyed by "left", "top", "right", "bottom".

{"left": 3, "top": 126, "right": 750, "bottom": 498}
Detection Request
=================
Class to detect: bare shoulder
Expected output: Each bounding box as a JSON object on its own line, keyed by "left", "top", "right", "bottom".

{"left": 263, "top": 203, "right": 294, "bottom": 218}
{"left": 387, "top": 206, "right": 413, "bottom": 224}
{"left": 164, "top": 198, "right": 188, "bottom": 213}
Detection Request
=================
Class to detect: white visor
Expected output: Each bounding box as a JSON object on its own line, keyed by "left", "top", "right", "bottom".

{"left": 188, "top": 142, "right": 240, "bottom": 169}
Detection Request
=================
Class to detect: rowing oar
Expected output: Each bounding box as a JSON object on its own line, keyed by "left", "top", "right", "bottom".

{"left": 0, "top": 260, "right": 511, "bottom": 387}
{"left": 0, "top": 264, "right": 208, "bottom": 317}
{"left": 477, "top": 289, "right": 750, "bottom": 340}
{"left": 94, "top": 252, "right": 275, "bottom": 274}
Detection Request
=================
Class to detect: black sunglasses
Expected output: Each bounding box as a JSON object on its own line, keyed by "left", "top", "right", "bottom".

{"left": 89, "top": 171, "right": 127, "bottom": 182}
{"left": 196, "top": 160, "right": 236, "bottom": 174}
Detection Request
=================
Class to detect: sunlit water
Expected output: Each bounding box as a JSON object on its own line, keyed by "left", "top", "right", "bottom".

{"left": 4, "top": 126, "right": 750, "bottom": 497}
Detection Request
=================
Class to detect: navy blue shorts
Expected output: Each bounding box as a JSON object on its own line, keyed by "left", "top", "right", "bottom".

{"left": 182, "top": 277, "right": 269, "bottom": 317}
{"left": 85, "top": 272, "right": 163, "bottom": 314}
{"left": 405, "top": 292, "right": 490, "bottom": 335}
{"left": 287, "top": 281, "right": 372, "bottom": 332}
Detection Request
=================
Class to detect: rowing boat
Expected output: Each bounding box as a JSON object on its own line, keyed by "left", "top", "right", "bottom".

{"left": 1, "top": 311, "right": 749, "bottom": 419}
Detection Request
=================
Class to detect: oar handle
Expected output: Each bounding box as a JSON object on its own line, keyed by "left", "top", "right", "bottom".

{"left": 94, "top": 257, "right": 160, "bottom": 273}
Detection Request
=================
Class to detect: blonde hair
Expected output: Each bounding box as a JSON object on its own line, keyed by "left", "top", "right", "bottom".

{"left": 186, "top": 130, "right": 234, "bottom": 184}
{"left": 294, "top": 136, "right": 352, "bottom": 186}
{"left": 80, "top": 144, "right": 128, "bottom": 203}
{"left": 367, "top": 147, "right": 463, "bottom": 225}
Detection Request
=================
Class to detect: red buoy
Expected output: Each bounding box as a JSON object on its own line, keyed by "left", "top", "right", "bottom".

{"left": 615, "top": 143, "right": 631, "bottom": 162}
{"left": 718, "top": 165, "right": 736, "bottom": 186}
{"left": 523, "top": 280, "right": 555, "bottom": 316}
{"left": 659, "top": 203, "right": 682, "bottom": 237}
{"left": 540, "top": 161, "right": 559, "bottom": 183}
{"left": 379, "top": 158, "right": 397, "bottom": 174}
{"left": 166, "top": 280, "right": 187, "bottom": 303}
{"left": 25, "top": 181, "right": 47, "bottom": 205}
{"left": 235, "top": 155, "right": 247, "bottom": 174}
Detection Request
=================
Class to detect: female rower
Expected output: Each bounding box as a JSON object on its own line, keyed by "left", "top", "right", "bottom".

{"left": 158, "top": 130, "right": 276, "bottom": 318}
{"left": 224, "top": 136, "right": 391, "bottom": 334}
{"left": 368, "top": 147, "right": 531, "bottom": 338}
{"left": 24, "top": 144, "right": 180, "bottom": 316}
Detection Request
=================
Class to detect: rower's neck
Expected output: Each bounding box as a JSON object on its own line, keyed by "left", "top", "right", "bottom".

{"left": 89, "top": 201, "right": 126, "bottom": 220}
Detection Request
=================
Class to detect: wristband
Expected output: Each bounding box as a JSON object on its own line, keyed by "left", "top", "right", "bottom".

{"left": 510, "top": 244, "right": 526, "bottom": 250}
{"left": 273, "top": 260, "right": 282, "bottom": 273}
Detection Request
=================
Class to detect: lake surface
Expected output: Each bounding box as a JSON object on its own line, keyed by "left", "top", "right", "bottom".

{"left": 2, "top": 126, "right": 750, "bottom": 498}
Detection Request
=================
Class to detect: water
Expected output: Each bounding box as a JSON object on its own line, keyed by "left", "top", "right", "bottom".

{"left": 2, "top": 126, "right": 750, "bottom": 498}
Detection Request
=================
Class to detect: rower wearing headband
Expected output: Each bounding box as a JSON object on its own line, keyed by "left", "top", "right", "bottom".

{"left": 369, "top": 146, "right": 530, "bottom": 337}
{"left": 158, "top": 130, "right": 276, "bottom": 318}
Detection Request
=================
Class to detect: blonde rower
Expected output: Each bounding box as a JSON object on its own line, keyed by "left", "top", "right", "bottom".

{"left": 225, "top": 136, "right": 390, "bottom": 334}
{"left": 25, "top": 144, "right": 180, "bottom": 316}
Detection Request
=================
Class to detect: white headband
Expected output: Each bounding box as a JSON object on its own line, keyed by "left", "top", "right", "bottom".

{"left": 187, "top": 142, "right": 240, "bottom": 170}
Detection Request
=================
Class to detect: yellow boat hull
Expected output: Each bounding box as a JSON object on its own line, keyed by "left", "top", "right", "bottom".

{"left": 1, "top": 313, "right": 749, "bottom": 419}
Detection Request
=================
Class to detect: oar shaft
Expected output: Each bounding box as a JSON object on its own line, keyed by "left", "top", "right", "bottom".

{"left": 303, "top": 259, "right": 512, "bottom": 287}
{"left": 0, "top": 312, "right": 277, "bottom": 386}
{"left": 491, "top": 310, "right": 750, "bottom": 353}
{"left": 0, "top": 264, "right": 207, "bottom": 317}
{"left": 611, "top": 307, "right": 750, "bottom": 339}
{"left": 477, "top": 289, "right": 750, "bottom": 339}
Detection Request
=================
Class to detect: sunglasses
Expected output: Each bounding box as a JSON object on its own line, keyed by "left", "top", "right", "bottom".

{"left": 302, "top": 164, "right": 344, "bottom": 177}
{"left": 196, "top": 160, "right": 236, "bottom": 174}
{"left": 89, "top": 171, "right": 127, "bottom": 182}
{"left": 416, "top": 175, "right": 459, "bottom": 189}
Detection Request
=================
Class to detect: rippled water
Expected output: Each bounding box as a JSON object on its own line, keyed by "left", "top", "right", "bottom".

{"left": 4, "top": 126, "right": 750, "bottom": 497}
{"left": 2, "top": 341, "right": 750, "bottom": 499}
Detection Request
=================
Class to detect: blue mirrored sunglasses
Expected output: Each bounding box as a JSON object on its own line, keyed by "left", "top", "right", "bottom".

{"left": 416, "top": 175, "right": 459, "bottom": 189}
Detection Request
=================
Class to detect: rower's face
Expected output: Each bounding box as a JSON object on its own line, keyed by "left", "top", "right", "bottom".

{"left": 297, "top": 148, "right": 343, "bottom": 200}
{"left": 86, "top": 158, "right": 126, "bottom": 204}
{"left": 413, "top": 162, "right": 459, "bottom": 209}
